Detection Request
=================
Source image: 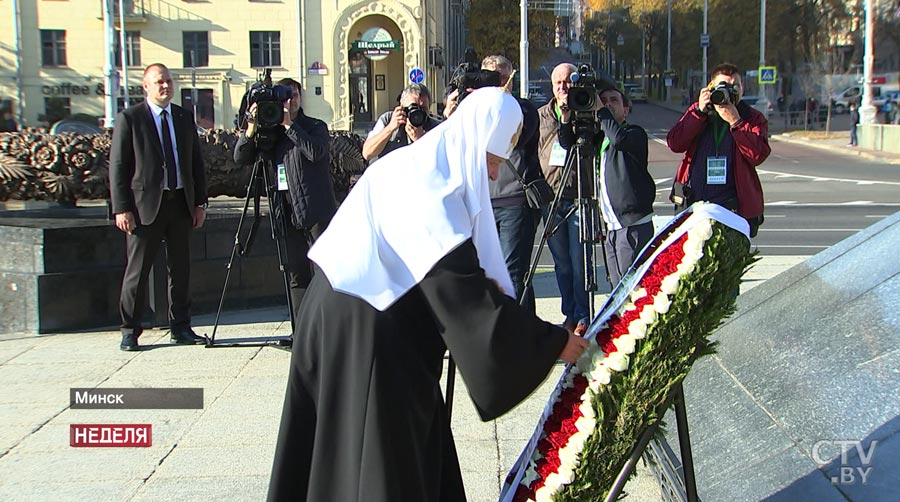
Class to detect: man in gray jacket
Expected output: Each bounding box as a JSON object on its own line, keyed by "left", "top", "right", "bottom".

{"left": 481, "top": 55, "right": 544, "bottom": 311}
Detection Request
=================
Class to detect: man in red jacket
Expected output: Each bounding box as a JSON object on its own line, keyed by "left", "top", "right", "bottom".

{"left": 666, "top": 63, "right": 769, "bottom": 236}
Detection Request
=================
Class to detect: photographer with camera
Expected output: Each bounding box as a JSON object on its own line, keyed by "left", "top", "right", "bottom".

{"left": 667, "top": 63, "right": 769, "bottom": 237}
{"left": 233, "top": 77, "right": 337, "bottom": 314}
{"left": 362, "top": 83, "right": 440, "bottom": 161}
{"left": 443, "top": 54, "right": 545, "bottom": 311}
{"left": 557, "top": 86, "right": 655, "bottom": 287}
{"left": 537, "top": 62, "right": 591, "bottom": 333}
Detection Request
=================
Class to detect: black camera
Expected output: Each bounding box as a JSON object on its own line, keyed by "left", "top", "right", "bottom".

{"left": 404, "top": 103, "right": 428, "bottom": 128}
{"left": 248, "top": 82, "right": 293, "bottom": 128}
{"left": 447, "top": 48, "right": 502, "bottom": 104}
{"left": 239, "top": 68, "right": 293, "bottom": 130}
{"left": 709, "top": 81, "right": 739, "bottom": 106}
{"left": 567, "top": 65, "right": 602, "bottom": 113}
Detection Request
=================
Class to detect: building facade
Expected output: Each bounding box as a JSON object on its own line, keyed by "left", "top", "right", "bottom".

{"left": 0, "top": 0, "right": 450, "bottom": 131}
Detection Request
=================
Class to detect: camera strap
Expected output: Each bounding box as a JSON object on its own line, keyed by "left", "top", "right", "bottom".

{"left": 711, "top": 117, "right": 727, "bottom": 156}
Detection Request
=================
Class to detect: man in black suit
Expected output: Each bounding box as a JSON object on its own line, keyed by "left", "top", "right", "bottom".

{"left": 109, "top": 63, "right": 209, "bottom": 351}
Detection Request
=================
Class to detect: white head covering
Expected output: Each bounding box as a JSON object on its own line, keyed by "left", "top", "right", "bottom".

{"left": 308, "top": 87, "right": 524, "bottom": 311}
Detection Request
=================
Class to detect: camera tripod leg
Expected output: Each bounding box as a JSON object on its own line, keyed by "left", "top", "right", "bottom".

{"left": 205, "top": 152, "right": 295, "bottom": 349}
{"left": 207, "top": 160, "right": 262, "bottom": 346}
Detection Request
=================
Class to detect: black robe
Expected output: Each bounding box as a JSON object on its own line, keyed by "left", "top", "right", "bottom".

{"left": 268, "top": 239, "right": 568, "bottom": 502}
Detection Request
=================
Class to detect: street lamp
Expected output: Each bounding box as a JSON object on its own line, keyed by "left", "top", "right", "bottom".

{"left": 757, "top": 0, "right": 770, "bottom": 113}
{"left": 860, "top": 0, "right": 877, "bottom": 124}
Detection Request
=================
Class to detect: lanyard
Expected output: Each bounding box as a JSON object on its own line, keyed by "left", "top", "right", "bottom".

{"left": 554, "top": 102, "right": 563, "bottom": 122}
{"left": 712, "top": 118, "right": 727, "bottom": 156}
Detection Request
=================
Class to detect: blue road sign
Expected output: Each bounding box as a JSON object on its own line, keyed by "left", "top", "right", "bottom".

{"left": 759, "top": 66, "right": 777, "bottom": 84}
{"left": 409, "top": 68, "right": 425, "bottom": 84}
{"left": 700, "top": 33, "right": 710, "bottom": 48}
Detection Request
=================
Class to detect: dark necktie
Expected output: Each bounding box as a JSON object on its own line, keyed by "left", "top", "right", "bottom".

{"left": 160, "top": 109, "right": 178, "bottom": 190}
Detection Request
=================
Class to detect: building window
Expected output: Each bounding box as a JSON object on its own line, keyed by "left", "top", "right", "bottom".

{"left": 41, "top": 30, "right": 67, "bottom": 67}
{"left": 115, "top": 31, "right": 142, "bottom": 67}
{"left": 43, "top": 97, "right": 71, "bottom": 125}
{"left": 250, "top": 31, "right": 281, "bottom": 68}
{"left": 183, "top": 31, "right": 209, "bottom": 68}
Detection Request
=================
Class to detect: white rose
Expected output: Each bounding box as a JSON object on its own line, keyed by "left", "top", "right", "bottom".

{"left": 661, "top": 274, "right": 680, "bottom": 295}
{"left": 613, "top": 334, "right": 636, "bottom": 354}
{"left": 545, "top": 472, "right": 563, "bottom": 492}
{"left": 568, "top": 431, "right": 588, "bottom": 451}
{"left": 592, "top": 350, "right": 607, "bottom": 368}
{"left": 607, "top": 352, "right": 630, "bottom": 372}
{"left": 589, "top": 378, "right": 603, "bottom": 393}
{"left": 689, "top": 219, "right": 714, "bottom": 241}
{"left": 639, "top": 307, "right": 658, "bottom": 325}
{"left": 580, "top": 401, "right": 595, "bottom": 419}
{"left": 535, "top": 484, "right": 554, "bottom": 502}
{"left": 653, "top": 292, "right": 671, "bottom": 314}
{"left": 684, "top": 237, "right": 705, "bottom": 257}
{"left": 623, "top": 302, "right": 636, "bottom": 312}
{"left": 557, "top": 463, "right": 576, "bottom": 484}
{"left": 558, "top": 447, "right": 579, "bottom": 469}
{"left": 574, "top": 416, "right": 595, "bottom": 434}
{"left": 630, "top": 287, "right": 647, "bottom": 303}
{"left": 627, "top": 320, "right": 647, "bottom": 339}
{"left": 676, "top": 260, "right": 696, "bottom": 277}
{"left": 592, "top": 364, "right": 612, "bottom": 384}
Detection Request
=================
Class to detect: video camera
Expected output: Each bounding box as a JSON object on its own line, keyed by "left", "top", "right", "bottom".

{"left": 239, "top": 68, "right": 293, "bottom": 131}
{"left": 447, "top": 47, "right": 502, "bottom": 104}
{"left": 564, "top": 64, "right": 615, "bottom": 137}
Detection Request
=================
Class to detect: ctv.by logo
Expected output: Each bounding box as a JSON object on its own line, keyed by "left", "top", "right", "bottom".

{"left": 811, "top": 439, "right": 878, "bottom": 485}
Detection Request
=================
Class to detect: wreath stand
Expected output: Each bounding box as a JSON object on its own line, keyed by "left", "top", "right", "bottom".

{"left": 604, "top": 382, "right": 699, "bottom": 502}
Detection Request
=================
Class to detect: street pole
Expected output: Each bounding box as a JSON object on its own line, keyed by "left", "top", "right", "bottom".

{"left": 666, "top": 0, "right": 672, "bottom": 71}
{"left": 860, "top": 0, "right": 877, "bottom": 124}
{"left": 12, "top": 0, "right": 25, "bottom": 127}
{"left": 641, "top": 22, "right": 646, "bottom": 92}
{"left": 666, "top": 0, "right": 672, "bottom": 100}
{"left": 520, "top": 0, "right": 528, "bottom": 98}
{"left": 702, "top": 0, "right": 708, "bottom": 83}
{"left": 190, "top": 50, "right": 198, "bottom": 121}
{"left": 119, "top": 0, "right": 129, "bottom": 108}
{"left": 102, "top": 0, "right": 118, "bottom": 128}
{"left": 757, "top": 0, "right": 770, "bottom": 111}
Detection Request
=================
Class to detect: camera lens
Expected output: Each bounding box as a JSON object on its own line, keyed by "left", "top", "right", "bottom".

{"left": 567, "top": 87, "right": 595, "bottom": 112}
{"left": 257, "top": 102, "right": 284, "bottom": 127}
{"left": 405, "top": 105, "right": 427, "bottom": 128}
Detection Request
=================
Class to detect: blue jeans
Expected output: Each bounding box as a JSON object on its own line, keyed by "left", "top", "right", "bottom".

{"left": 543, "top": 199, "right": 591, "bottom": 325}
{"left": 494, "top": 205, "right": 539, "bottom": 312}
{"left": 850, "top": 124, "right": 858, "bottom": 146}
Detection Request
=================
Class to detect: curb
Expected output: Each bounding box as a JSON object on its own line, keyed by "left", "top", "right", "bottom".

{"left": 770, "top": 134, "right": 900, "bottom": 165}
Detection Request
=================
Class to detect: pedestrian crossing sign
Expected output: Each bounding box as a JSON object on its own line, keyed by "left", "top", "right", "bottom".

{"left": 759, "top": 66, "right": 777, "bottom": 85}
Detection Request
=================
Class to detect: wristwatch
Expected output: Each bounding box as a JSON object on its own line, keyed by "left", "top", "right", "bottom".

{"left": 199, "top": 202, "right": 209, "bottom": 210}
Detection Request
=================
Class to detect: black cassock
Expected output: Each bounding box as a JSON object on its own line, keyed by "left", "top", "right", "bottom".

{"left": 268, "top": 240, "right": 568, "bottom": 502}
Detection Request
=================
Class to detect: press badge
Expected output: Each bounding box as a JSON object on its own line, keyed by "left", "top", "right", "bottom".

{"left": 706, "top": 157, "right": 727, "bottom": 185}
{"left": 549, "top": 141, "right": 567, "bottom": 167}
{"left": 277, "top": 163, "right": 289, "bottom": 191}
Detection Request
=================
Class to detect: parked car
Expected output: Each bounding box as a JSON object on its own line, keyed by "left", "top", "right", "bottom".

{"left": 830, "top": 85, "right": 896, "bottom": 114}
{"left": 623, "top": 84, "right": 647, "bottom": 103}
{"left": 527, "top": 83, "right": 549, "bottom": 107}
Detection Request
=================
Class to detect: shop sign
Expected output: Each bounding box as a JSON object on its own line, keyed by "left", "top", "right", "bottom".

{"left": 41, "top": 82, "right": 145, "bottom": 97}
{"left": 308, "top": 62, "right": 328, "bottom": 76}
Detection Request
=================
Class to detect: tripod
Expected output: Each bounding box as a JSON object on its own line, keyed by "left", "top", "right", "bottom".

{"left": 522, "top": 120, "right": 611, "bottom": 324}
{"left": 205, "top": 139, "right": 295, "bottom": 349}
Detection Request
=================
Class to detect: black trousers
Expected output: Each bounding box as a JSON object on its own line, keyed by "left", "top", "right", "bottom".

{"left": 119, "top": 189, "right": 193, "bottom": 336}
{"left": 284, "top": 222, "right": 325, "bottom": 317}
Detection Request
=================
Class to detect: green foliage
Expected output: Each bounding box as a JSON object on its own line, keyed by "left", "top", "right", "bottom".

{"left": 466, "top": 0, "right": 556, "bottom": 70}
{"left": 554, "top": 223, "right": 758, "bottom": 501}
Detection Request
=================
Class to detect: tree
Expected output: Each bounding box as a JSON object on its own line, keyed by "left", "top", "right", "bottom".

{"left": 466, "top": 0, "right": 556, "bottom": 70}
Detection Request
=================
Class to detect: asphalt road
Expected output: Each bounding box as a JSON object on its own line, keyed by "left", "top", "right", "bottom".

{"left": 533, "top": 102, "right": 900, "bottom": 265}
